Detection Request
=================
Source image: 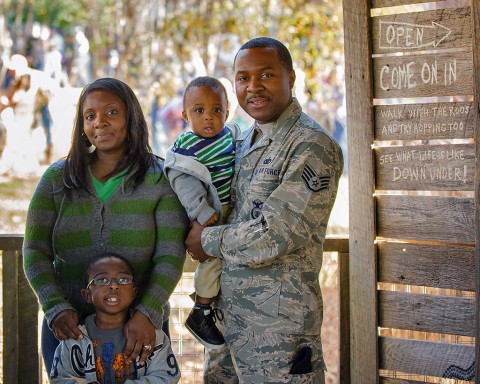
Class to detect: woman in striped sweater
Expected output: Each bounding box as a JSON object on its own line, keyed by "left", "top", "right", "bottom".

{"left": 23, "top": 77, "right": 189, "bottom": 374}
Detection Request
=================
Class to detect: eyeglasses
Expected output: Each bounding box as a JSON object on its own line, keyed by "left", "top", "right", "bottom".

{"left": 86, "top": 275, "right": 134, "bottom": 289}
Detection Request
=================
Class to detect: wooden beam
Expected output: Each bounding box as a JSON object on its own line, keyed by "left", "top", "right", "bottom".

{"left": 342, "top": 0, "right": 378, "bottom": 382}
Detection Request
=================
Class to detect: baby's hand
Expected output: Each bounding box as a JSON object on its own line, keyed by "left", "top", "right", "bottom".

{"left": 203, "top": 212, "right": 219, "bottom": 226}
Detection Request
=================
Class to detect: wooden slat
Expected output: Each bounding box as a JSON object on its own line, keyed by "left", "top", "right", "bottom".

{"left": 375, "top": 144, "right": 475, "bottom": 191}
{"left": 338, "top": 252, "right": 351, "bottom": 384}
{"left": 372, "top": 7, "right": 472, "bottom": 54}
{"left": 371, "top": 0, "right": 435, "bottom": 8}
{"left": 379, "top": 290, "right": 475, "bottom": 336}
{"left": 379, "top": 336, "right": 475, "bottom": 379}
{"left": 2, "top": 250, "right": 19, "bottom": 384}
{"left": 374, "top": 102, "right": 475, "bottom": 141}
{"left": 380, "top": 378, "right": 429, "bottom": 384}
{"left": 378, "top": 241, "right": 475, "bottom": 291}
{"left": 2, "top": 250, "right": 42, "bottom": 384}
{"left": 373, "top": 50, "right": 473, "bottom": 99}
{"left": 343, "top": 0, "right": 378, "bottom": 382}
{"left": 18, "top": 259, "right": 42, "bottom": 383}
{"left": 376, "top": 195, "right": 475, "bottom": 244}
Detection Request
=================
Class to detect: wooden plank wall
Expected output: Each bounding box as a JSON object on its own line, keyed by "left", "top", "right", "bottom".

{"left": 473, "top": 0, "right": 480, "bottom": 381}
{"left": 344, "top": 0, "right": 478, "bottom": 382}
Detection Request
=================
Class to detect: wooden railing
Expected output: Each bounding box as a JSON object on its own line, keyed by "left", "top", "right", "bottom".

{"left": 0, "top": 234, "right": 350, "bottom": 384}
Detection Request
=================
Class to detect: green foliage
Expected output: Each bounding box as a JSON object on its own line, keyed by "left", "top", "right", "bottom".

{"left": 3, "top": 0, "right": 344, "bottom": 103}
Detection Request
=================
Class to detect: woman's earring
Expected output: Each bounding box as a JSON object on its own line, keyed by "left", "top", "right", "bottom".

{"left": 82, "top": 132, "right": 92, "bottom": 148}
{"left": 82, "top": 132, "right": 95, "bottom": 153}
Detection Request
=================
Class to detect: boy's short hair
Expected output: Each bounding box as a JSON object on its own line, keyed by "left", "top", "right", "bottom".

{"left": 183, "top": 76, "right": 228, "bottom": 107}
{"left": 85, "top": 252, "right": 135, "bottom": 284}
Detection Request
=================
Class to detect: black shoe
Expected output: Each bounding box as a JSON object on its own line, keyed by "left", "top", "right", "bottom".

{"left": 185, "top": 306, "right": 225, "bottom": 349}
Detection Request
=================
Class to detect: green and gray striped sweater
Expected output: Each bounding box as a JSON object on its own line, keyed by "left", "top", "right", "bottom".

{"left": 23, "top": 158, "right": 189, "bottom": 328}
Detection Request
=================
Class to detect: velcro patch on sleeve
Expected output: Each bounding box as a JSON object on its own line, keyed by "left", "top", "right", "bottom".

{"left": 302, "top": 163, "right": 330, "bottom": 192}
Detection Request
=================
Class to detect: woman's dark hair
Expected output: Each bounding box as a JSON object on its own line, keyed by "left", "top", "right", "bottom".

{"left": 63, "top": 77, "right": 156, "bottom": 190}
{"left": 183, "top": 76, "right": 229, "bottom": 108}
{"left": 85, "top": 252, "right": 135, "bottom": 284}
{"left": 234, "top": 37, "right": 293, "bottom": 72}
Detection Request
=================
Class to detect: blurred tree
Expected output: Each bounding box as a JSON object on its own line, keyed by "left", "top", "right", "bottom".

{"left": 1, "top": 0, "right": 344, "bottom": 107}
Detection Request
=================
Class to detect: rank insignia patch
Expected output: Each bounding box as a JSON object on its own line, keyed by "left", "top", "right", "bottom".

{"left": 302, "top": 163, "right": 330, "bottom": 192}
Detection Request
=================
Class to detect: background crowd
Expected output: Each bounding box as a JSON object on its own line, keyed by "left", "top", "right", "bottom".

{"left": 0, "top": 1, "right": 348, "bottom": 177}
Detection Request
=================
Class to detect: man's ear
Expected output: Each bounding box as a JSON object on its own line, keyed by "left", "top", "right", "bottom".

{"left": 81, "top": 288, "right": 92, "bottom": 303}
{"left": 226, "top": 108, "right": 230, "bottom": 120}
{"left": 289, "top": 69, "right": 296, "bottom": 90}
{"left": 182, "top": 110, "right": 188, "bottom": 122}
{"left": 133, "top": 286, "right": 138, "bottom": 298}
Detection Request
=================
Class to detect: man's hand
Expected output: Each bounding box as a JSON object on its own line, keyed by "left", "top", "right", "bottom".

{"left": 51, "top": 309, "right": 83, "bottom": 341}
{"left": 124, "top": 311, "right": 156, "bottom": 365}
{"left": 185, "top": 220, "right": 210, "bottom": 263}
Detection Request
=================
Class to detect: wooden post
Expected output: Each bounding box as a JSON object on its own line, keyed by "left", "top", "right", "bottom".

{"left": 338, "top": 252, "right": 351, "bottom": 384}
{"left": 342, "top": 0, "right": 378, "bottom": 383}
{"left": 2, "top": 250, "right": 19, "bottom": 384}
{"left": 1, "top": 235, "right": 42, "bottom": 384}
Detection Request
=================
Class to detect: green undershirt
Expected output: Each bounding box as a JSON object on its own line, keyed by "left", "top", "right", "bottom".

{"left": 88, "top": 165, "right": 129, "bottom": 202}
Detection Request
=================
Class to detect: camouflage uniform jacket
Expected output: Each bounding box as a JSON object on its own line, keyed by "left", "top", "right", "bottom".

{"left": 201, "top": 98, "right": 344, "bottom": 338}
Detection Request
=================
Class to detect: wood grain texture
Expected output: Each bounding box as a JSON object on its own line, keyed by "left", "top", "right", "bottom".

{"left": 379, "top": 336, "right": 475, "bottom": 379}
{"left": 338, "top": 252, "right": 351, "bottom": 383}
{"left": 373, "top": 50, "right": 473, "bottom": 99}
{"left": 372, "top": 0, "right": 436, "bottom": 8}
{"left": 376, "top": 195, "right": 474, "bottom": 244}
{"left": 378, "top": 241, "right": 475, "bottom": 291}
{"left": 375, "top": 144, "right": 475, "bottom": 191}
{"left": 372, "top": 7, "right": 472, "bottom": 54}
{"left": 378, "top": 290, "right": 475, "bottom": 336}
{"left": 471, "top": 0, "right": 480, "bottom": 378}
{"left": 343, "top": 0, "right": 379, "bottom": 382}
{"left": 374, "top": 102, "right": 475, "bottom": 141}
{"left": 380, "top": 378, "right": 429, "bottom": 384}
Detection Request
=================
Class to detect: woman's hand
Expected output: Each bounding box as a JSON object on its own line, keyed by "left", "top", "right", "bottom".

{"left": 51, "top": 309, "right": 83, "bottom": 340}
{"left": 124, "top": 310, "right": 156, "bottom": 365}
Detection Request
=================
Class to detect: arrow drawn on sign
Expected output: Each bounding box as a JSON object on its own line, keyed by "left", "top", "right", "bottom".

{"left": 379, "top": 20, "right": 452, "bottom": 49}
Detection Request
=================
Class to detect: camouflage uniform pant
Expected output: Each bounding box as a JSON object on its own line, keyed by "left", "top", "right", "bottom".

{"left": 204, "top": 330, "right": 325, "bottom": 384}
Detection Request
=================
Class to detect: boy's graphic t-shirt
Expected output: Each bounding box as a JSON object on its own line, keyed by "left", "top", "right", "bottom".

{"left": 85, "top": 315, "right": 136, "bottom": 383}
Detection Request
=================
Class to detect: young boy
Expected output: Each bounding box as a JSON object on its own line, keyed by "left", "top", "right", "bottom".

{"left": 49, "top": 252, "right": 181, "bottom": 383}
{"left": 164, "top": 76, "right": 240, "bottom": 349}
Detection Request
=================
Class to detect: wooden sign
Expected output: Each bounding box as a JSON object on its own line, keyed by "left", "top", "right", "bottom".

{"left": 373, "top": 50, "right": 473, "bottom": 99}
{"left": 375, "top": 143, "right": 475, "bottom": 190}
{"left": 372, "top": 7, "right": 472, "bottom": 54}
{"left": 375, "top": 101, "right": 475, "bottom": 141}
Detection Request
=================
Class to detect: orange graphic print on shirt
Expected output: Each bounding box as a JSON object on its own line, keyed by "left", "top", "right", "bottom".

{"left": 93, "top": 339, "right": 133, "bottom": 383}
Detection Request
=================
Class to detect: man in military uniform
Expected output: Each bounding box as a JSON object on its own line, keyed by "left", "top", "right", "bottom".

{"left": 186, "top": 37, "right": 344, "bottom": 384}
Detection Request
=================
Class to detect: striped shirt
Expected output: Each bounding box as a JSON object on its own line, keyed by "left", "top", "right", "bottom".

{"left": 172, "top": 126, "right": 235, "bottom": 204}
{"left": 23, "top": 158, "right": 189, "bottom": 328}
